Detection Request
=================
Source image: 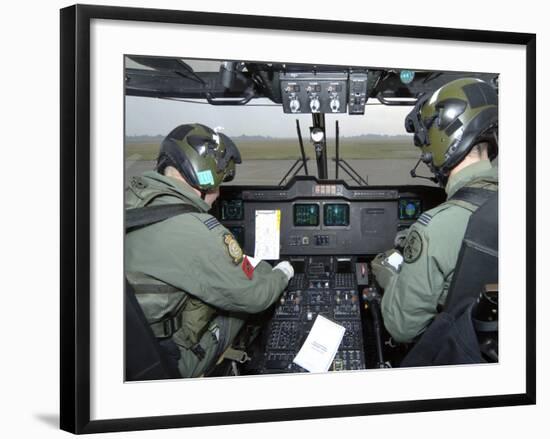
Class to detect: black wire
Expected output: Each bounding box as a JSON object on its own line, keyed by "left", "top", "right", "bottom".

{"left": 160, "top": 97, "right": 282, "bottom": 106}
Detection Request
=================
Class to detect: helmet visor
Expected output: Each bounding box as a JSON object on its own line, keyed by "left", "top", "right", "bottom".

{"left": 187, "top": 134, "right": 218, "bottom": 156}
{"left": 219, "top": 133, "right": 242, "bottom": 181}
{"left": 405, "top": 94, "right": 431, "bottom": 147}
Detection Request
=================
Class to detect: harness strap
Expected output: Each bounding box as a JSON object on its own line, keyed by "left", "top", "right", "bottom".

{"left": 125, "top": 273, "right": 188, "bottom": 339}
{"left": 148, "top": 295, "right": 189, "bottom": 338}
{"left": 472, "top": 318, "right": 498, "bottom": 333}
{"left": 126, "top": 272, "right": 181, "bottom": 295}
{"left": 447, "top": 182, "right": 497, "bottom": 213}
{"left": 147, "top": 301, "right": 208, "bottom": 360}
{"left": 126, "top": 204, "right": 200, "bottom": 232}
{"left": 125, "top": 184, "right": 210, "bottom": 360}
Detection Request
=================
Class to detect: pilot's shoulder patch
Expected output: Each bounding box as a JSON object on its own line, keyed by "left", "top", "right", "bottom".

{"left": 403, "top": 230, "right": 423, "bottom": 263}
{"left": 202, "top": 216, "right": 221, "bottom": 230}
{"left": 130, "top": 176, "right": 148, "bottom": 190}
{"left": 223, "top": 233, "right": 243, "bottom": 265}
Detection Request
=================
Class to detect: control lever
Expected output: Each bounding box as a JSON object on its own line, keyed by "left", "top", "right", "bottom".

{"left": 355, "top": 262, "right": 369, "bottom": 286}
{"left": 362, "top": 287, "right": 386, "bottom": 368}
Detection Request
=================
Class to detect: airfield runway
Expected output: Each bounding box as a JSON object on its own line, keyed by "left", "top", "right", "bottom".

{"left": 125, "top": 159, "right": 437, "bottom": 188}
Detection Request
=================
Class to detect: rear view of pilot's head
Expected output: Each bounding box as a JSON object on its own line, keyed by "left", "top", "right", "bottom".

{"left": 405, "top": 78, "right": 498, "bottom": 184}
{"left": 156, "top": 123, "right": 242, "bottom": 201}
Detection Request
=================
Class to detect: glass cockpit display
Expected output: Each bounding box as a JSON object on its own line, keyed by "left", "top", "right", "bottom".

{"left": 293, "top": 204, "right": 320, "bottom": 226}
{"left": 398, "top": 199, "right": 422, "bottom": 220}
{"left": 221, "top": 199, "right": 244, "bottom": 221}
{"left": 324, "top": 203, "right": 350, "bottom": 226}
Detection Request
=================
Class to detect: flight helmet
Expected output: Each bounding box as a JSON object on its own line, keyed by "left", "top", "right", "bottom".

{"left": 156, "top": 123, "right": 242, "bottom": 192}
{"left": 405, "top": 78, "right": 498, "bottom": 184}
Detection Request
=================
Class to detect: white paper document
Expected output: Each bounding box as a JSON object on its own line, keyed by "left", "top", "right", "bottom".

{"left": 254, "top": 210, "right": 281, "bottom": 260}
{"left": 244, "top": 255, "right": 262, "bottom": 268}
{"left": 293, "top": 315, "right": 346, "bottom": 373}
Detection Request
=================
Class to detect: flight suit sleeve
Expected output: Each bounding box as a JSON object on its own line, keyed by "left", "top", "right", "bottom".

{"left": 380, "top": 223, "right": 448, "bottom": 343}
{"left": 195, "top": 223, "right": 289, "bottom": 313}
{"left": 161, "top": 213, "right": 289, "bottom": 314}
{"left": 200, "top": 256, "right": 288, "bottom": 314}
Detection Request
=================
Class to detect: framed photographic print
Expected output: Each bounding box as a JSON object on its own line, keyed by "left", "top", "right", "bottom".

{"left": 60, "top": 4, "right": 536, "bottom": 434}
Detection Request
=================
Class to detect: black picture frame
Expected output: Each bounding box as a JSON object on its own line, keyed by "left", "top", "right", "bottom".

{"left": 60, "top": 4, "right": 536, "bottom": 434}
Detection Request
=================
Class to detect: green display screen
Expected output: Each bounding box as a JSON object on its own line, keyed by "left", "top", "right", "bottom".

{"left": 221, "top": 199, "right": 244, "bottom": 221}
{"left": 323, "top": 203, "right": 350, "bottom": 226}
{"left": 399, "top": 199, "right": 422, "bottom": 220}
{"left": 293, "top": 204, "right": 319, "bottom": 226}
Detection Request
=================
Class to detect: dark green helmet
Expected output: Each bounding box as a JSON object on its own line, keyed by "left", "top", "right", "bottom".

{"left": 405, "top": 78, "right": 498, "bottom": 183}
{"left": 156, "top": 123, "right": 242, "bottom": 191}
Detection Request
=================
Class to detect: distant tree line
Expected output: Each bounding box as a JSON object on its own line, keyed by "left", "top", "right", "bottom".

{"left": 125, "top": 133, "right": 411, "bottom": 143}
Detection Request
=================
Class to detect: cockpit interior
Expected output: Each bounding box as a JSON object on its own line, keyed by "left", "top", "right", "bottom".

{"left": 124, "top": 56, "right": 499, "bottom": 378}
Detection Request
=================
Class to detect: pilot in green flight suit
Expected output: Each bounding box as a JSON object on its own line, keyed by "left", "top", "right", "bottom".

{"left": 125, "top": 124, "right": 294, "bottom": 378}
{"left": 371, "top": 78, "right": 499, "bottom": 343}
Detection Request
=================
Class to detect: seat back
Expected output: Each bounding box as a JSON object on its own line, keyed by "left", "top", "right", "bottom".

{"left": 400, "top": 191, "right": 498, "bottom": 367}
{"left": 125, "top": 279, "right": 182, "bottom": 380}
{"left": 444, "top": 191, "right": 498, "bottom": 316}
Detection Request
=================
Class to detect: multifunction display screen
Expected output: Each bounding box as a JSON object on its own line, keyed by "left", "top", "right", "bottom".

{"left": 293, "top": 204, "right": 320, "bottom": 226}
{"left": 221, "top": 199, "right": 244, "bottom": 221}
{"left": 323, "top": 203, "right": 350, "bottom": 226}
{"left": 398, "top": 199, "right": 422, "bottom": 220}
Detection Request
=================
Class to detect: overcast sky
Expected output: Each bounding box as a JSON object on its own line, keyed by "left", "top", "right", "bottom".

{"left": 125, "top": 96, "right": 412, "bottom": 138}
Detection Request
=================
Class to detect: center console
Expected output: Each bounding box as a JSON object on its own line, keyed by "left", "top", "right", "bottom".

{"left": 258, "top": 256, "right": 366, "bottom": 373}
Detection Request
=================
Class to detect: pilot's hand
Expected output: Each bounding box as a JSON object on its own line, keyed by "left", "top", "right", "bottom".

{"left": 394, "top": 229, "right": 409, "bottom": 250}
{"left": 273, "top": 261, "right": 294, "bottom": 282}
{"left": 371, "top": 249, "right": 401, "bottom": 290}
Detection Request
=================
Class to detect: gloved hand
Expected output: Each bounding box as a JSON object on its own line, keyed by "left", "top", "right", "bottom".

{"left": 273, "top": 261, "right": 294, "bottom": 282}
{"left": 371, "top": 249, "right": 401, "bottom": 290}
{"left": 394, "top": 228, "right": 409, "bottom": 249}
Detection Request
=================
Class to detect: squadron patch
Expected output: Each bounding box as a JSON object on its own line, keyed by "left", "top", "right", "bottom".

{"left": 130, "top": 176, "right": 148, "bottom": 190}
{"left": 223, "top": 233, "right": 243, "bottom": 265}
{"left": 403, "top": 230, "right": 423, "bottom": 263}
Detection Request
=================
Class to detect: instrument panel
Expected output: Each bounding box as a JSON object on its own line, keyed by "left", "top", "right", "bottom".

{"left": 216, "top": 176, "right": 445, "bottom": 257}
{"left": 215, "top": 177, "right": 445, "bottom": 373}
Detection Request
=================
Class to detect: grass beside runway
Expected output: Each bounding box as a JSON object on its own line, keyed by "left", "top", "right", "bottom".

{"left": 125, "top": 137, "right": 418, "bottom": 161}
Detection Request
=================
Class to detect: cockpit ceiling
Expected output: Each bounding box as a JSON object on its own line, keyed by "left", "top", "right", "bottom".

{"left": 124, "top": 55, "right": 498, "bottom": 105}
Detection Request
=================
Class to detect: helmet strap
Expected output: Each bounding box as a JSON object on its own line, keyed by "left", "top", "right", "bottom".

{"left": 410, "top": 157, "right": 438, "bottom": 184}
{"left": 435, "top": 171, "right": 448, "bottom": 187}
